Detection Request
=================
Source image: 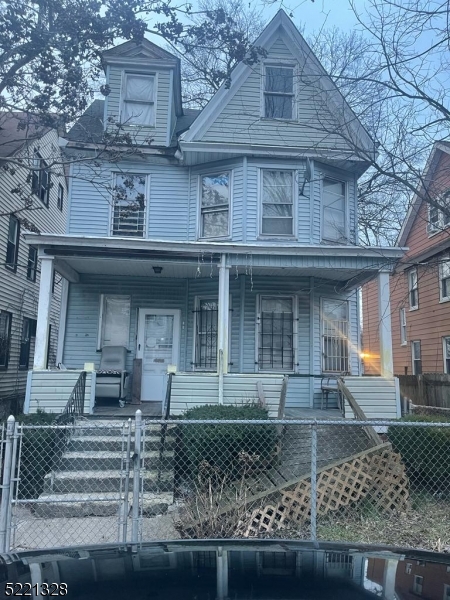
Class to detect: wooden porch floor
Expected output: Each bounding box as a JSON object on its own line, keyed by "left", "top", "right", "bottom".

{"left": 91, "top": 402, "right": 162, "bottom": 418}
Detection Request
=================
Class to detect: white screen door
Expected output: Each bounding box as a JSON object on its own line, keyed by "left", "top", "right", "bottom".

{"left": 137, "top": 309, "right": 180, "bottom": 401}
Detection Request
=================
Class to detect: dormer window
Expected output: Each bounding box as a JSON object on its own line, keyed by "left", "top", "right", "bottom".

{"left": 121, "top": 73, "right": 156, "bottom": 126}
{"left": 263, "top": 66, "right": 294, "bottom": 120}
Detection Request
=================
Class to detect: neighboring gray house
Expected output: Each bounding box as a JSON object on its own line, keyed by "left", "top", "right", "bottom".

{"left": 0, "top": 113, "right": 67, "bottom": 417}
{"left": 24, "top": 11, "right": 403, "bottom": 417}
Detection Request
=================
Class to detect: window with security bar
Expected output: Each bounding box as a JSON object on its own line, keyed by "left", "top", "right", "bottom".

{"left": 111, "top": 173, "right": 146, "bottom": 237}
{"left": 258, "top": 296, "right": 295, "bottom": 371}
{"left": 322, "top": 299, "right": 349, "bottom": 373}
{"left": 194, "top": 298, "right": 218, "bottom": 370}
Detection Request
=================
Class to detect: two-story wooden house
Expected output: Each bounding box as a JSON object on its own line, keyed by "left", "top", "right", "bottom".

{"left": 23, "top": 11, "right": 403, "bottom": 417}
{"left": 0, "top": 112, "right": 68, "bottom": 417}
{"left": 363, "top": 141, "right": 450, "bottom": 377}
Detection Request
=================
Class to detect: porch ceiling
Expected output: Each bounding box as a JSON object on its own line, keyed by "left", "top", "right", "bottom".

{"left": 54, "top": 255, "right": 378, "bottom": 287}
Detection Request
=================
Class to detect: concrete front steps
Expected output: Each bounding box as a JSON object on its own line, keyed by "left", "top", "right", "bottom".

{"left": 38, "top": 419, "right": 175, "bottom": 518}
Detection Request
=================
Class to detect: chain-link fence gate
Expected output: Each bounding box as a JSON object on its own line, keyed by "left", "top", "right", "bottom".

{"left": 1, "top": 413, "right": 450, "bottom": 553}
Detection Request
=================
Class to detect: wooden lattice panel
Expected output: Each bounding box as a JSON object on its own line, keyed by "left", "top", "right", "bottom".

{"left": 366, "top": 450, "right": 409, "bottom": 513}
{"left": 243, "top": 447, "right": 410, "bottom": 536}
{"left": 281, "top": 457, "right": 373, "bottom": 523}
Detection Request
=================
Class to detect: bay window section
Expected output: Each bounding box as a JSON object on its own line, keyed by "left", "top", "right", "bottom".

{"left": 98, "top": 295, "right": 131, "bottom": 350}
{"left": 258, "top": 296, "right": 295, "bottom": 371}
{"left": 261, "top": 170, "right": 294, "bottom": 236}
{"left": 199, "top": 173, "right": 230, "bottom": 238}
{"left": 121, "top": 73, "right": 155, "bottom": 126}
{"left": 322, "top": 299, "right": 349, "bottom": 373}
{"left": 112, "top": 173, "right": 146, "bottom": 237}
{"left": 322, "top": 178, "right": 346, "bottom": 242}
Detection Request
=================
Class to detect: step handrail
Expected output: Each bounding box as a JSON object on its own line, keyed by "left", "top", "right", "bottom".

{"left": 56, "top": 371, "right": 87, "bottom": 426}
{"left": 337, "top": 378, "right": 380, "bottom": 445}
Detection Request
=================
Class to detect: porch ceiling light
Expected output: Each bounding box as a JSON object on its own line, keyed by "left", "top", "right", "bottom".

{"left": 153, "top": 266, "right": 163, "bottom": 274}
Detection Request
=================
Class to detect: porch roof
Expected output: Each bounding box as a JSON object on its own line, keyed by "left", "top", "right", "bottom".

{"left": 24, "top": 233, "right": 405, "bottom": 289}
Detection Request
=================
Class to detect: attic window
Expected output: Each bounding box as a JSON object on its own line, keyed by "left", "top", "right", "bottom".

{"left": 121, "top": 73, "right": 155, "bottom": 126}
{"left": 263, "top": 66, "right": 294, "bottom": 120}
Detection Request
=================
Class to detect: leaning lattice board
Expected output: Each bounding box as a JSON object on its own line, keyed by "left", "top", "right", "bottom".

{"left": 243, "top": 445, "right": 409, "bottom": 537}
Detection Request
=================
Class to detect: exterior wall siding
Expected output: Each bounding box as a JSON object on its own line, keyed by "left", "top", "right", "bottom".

{"left": 26, "top": 370, "right": 93, "bottom": 415}
{"left": 361, "top": 279, "right": 381, "bottom": 375}
{"left": 200, "top": 35, "right": 353, "bottom": 154}
{"left": 0, "top": 129, "right": 67, "bottom": 413}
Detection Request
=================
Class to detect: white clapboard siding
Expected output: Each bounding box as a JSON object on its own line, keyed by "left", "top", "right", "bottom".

{"left": 342, "top": 376, "right": 400, "bottom": 420}
{"left": 170, "top": 373, "right": 284, "bottom": 417}
{"left": 26, "top": 370, "right": 92, "bottom": 415}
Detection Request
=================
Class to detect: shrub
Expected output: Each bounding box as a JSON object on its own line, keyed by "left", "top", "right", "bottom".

{"left": 179, "top": 404, "right": 278, "bottom": 480}
{"left": 388, "top": 414, "right": 450, "bottom": 485}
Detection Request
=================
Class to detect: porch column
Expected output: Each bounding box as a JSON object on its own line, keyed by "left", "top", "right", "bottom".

{"left": 33, "top": 256, "right": 54, "bottom": 370}
{"left": 217, "top": 255, "right": 230, "bottom": 376}
{"left": 377, "top": 270, "right": 393, "bottom": 378}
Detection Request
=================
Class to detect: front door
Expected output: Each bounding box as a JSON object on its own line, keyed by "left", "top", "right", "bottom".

{"left": 136, "top": 309, "right": 181, "bottom": 401}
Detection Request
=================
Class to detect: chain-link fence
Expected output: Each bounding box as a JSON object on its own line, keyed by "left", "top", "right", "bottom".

{"left": 1, "top": 414, "right": 449, "bottom": 553}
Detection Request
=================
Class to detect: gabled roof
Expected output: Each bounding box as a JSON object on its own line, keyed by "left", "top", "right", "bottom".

{"left": 102, "top": 38, "right": 178, "bottom": 63}
{"left": 397, "top": 141, "right": 450, "bottom": 247}
{"left": 181, "top": 9, "right": 375, "bottom": 157}
{"left": 0, "top": 112, "right": 52, "bottom": 158}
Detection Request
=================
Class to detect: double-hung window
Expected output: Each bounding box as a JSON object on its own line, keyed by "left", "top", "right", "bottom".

{"left": 27, "top": 247, "right": 38, "bottom": 281}
{"left": 19, "top": 318, "right": 36, "bottom": 370}
{"left": 411, "top": 340, "right": 422, "bottom": 375}
{"left": 443, "top": 337, "right": 450, "bottom": 374}
{"left": 112, "top": 173, "right": 147, "bottom": 237}
{"left": 413, "top": 575, "right": 423, "bottom": 595}
{"left": 322, "top": 299, "right": 349, "bottom": 373}
{"left": 400, "top": 308, "right": 407, "bottom": 345}
{"left": 121, "top": 73, "right": 155, "bottom": 126}
{"left": 427, "top": 194, "right": 450, "bottom": 233}
{"left": 199, "top": 173, "right": 230, "bottom": 238}
{"left": 261, "top": 170, "right": 294, "bottom": 236}
{"left": 409, "top": 268, "right": 418, "bottom": 309}
{"left": 31, "top": 150, "right": 51, "bottom": 206}
{"left": 258, "top": 296, "right": 295, "bottom": 371}
{"left": 263, "top": 65, "right": 294, "bottom": 119}
{"left": 322, "top": 178, "right": 346, "bottom": 242}
{"left": 0, "top": 311, "right": 12, "bottom": 369}
{"left": 57, "top": 183, "right": 64, "bottom": 211}
{"left": 98, "top": 295, "right": 131, "bottom": 349}
{"left": 194, "top": 298, "right": 219, "bottom": 370}
{"left": 439, "top": 257, "right": 450, "bottom": 301}
{"left": 6, "top": 216, "right": 19, "bottom": 272}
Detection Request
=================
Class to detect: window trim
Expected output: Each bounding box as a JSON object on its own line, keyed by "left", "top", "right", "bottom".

{"left": 57, "top": 183, "right": 64, "bottom": 211}
{"left": 443, "top": 337, "right": 450, "bottom": 374}
{"left": 26, "top": 246, "right": 38, "bottom": 282}
{"left": 197, "top": 171, "right": 232, "bottom": 240}
{"left": 31, "top": 150, "right": 51, "bottom": 207}
{"left": 97, "top": 294, "right": 131, "bottom": 351}
{"left": 255, "top": 294, "right": 298, "bottom": 373}
{"left": 258, "top": 168, "right": 297, "bottom": 239}
{"left": 192, "top": 295, "right": 232, "bottom": 371}
{"left": 120, "top": 71, "right": 157, "bottom": 128}
{"left": 261, "top": 62, "right": 296, "bottom": 121}
{"left": 110, "top": 172, "right": 149, "bottom": 238}
{"left": 320, "top": 297, "right": 351, "bottom": 374}
{"left": 408, "top": 268, "right": 419, "bottom": 310}
{"left": 0, "top": 311, "right": 12, "bottom": 370}
{"left": 19, "top": 317, "right": 37, "bottom": 370}
{"left": 400, "top": 308, "right": 407, "bottom": 346}
{"left": 427, "top": 196, "right": 450, "bottom": 236}
{"left": 321, "top": 177, "right": 348, "bottom": 243}
{"left": 413, "top": 574, "right": 423, "bottom": 595}
{"left": 5, "top": 215, "right": 20, "bottom": 273}
{"left": 439, "top": 256, "right": 450, "bottom": 302}
{"left": 411, "top": 340, "right": 422, "bottom": 375}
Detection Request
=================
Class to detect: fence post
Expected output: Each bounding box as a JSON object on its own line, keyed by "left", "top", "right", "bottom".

{"left": 5, "top": 421, "right": 19, "bottom": 551}
{"left": 216, "top": 546, "right": 229, "bottom": 600}
{"left": 0, "top": 416, "right": 15, "bottom": 553}
{"left": 120, "top": 419, "right": 133, "bottom": 543}
{"left": 310, "top": 421, "right": 317, "bottom": 542}
{"left": 131, "top": 410, "right": 142, "bottom": 549}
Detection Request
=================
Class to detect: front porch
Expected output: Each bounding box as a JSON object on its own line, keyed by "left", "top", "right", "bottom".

{"left": 24, "top": 235, "right": 400, "bottom": 418}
